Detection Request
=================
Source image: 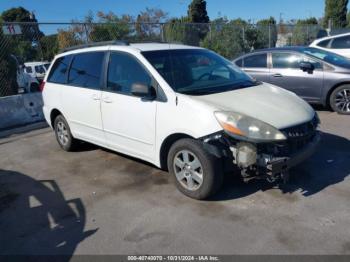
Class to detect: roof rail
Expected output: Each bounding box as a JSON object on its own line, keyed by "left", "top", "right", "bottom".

{"left": 59, "top": 40, "right": 129, "bottom": 53}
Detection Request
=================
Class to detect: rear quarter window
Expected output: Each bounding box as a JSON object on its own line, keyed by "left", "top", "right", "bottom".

{"left": 47, "top": 55, "right": 72, "bottom": 84}
{"left": 235, "top": 59, "right": 243, "bottom": 67}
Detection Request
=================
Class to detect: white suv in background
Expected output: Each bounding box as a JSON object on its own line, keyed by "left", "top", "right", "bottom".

{"left": 42, "top": 41, "right": 320, "bottom": 199}
{"left": 24, "top": 61, "right": 51, "bottom": 81}
{"left": 310, "top": 33, "right": 350, "bottom": 58}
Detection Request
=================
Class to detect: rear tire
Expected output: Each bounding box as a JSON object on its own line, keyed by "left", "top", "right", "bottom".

{"left": 54, "top": 115, "right": 79, "bottom": 151}
{"left": 167, "top": 138, "right": 223, "bottom": 200}
{"left": 330, "top": 85, "right": 350, "bottom": 114}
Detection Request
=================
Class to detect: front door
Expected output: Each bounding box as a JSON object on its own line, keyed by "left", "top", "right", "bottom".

{"left": 101, "top": 51, "right": 157, "bottom": 162}
{"left": 269, "top": 52, "right": 324, "bottom": 102}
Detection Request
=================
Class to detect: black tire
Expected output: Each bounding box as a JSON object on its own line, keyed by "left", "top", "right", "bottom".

{"left": 167, "top": 138, "right": 223, "bottom": 200}
{"left": 53, "top": 115, "right": 79, "bottom": 151}
{"left": 330, "top": 85, "right": 350, "bottom": 115}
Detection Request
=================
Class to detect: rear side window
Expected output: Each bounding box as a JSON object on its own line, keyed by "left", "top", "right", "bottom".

{"left": 235, "top": 59, "right": 243, "bottom": 67}
{"left": 317, "top": 39, "right": 330, "bottom": 48}
{"left": 47, "top": 55, "right": 72, "bottom": 84}
{"left": 244, "top": 54, "right": 267, "bottom": 68}
{"left": 331, "top": 35, "right": 350, "bottom": 49}
{"left": 68, "top": 52, "right": 104, "bottom": 89}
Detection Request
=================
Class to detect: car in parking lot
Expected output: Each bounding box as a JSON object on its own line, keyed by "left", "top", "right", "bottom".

{"left": 24, "top": 61, "right": 51, "bottom": 81}
{"left": 310, "top": 32, "right": 350, "bottom": 58}
{"left": 234, "top": 47, "right": 350, "bottom": 114}
{"left": 42, "top": 41, "right": 320, "bottom": 199}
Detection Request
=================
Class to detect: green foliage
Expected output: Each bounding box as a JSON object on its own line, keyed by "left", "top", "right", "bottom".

{"left": 0, "top": 29, "right": 18, "bottom": 96}
{"left": 1, "top": 7, "right": 44, "bottom": 42}
{"left": 186, "top": 0, "right": 210, "bottom": 45}
{"left": 201, "top": 17, "right": 278, "bottom": 59}
{"left": 200, "top": 18, "right": 247, "bottom": 59}
{"left": 40, "top": 34, "right": 59, "bottom": 61}
{"left": 188, "top": 0, "right": 209, "bottom": 23}
{"left": 292, "top": 17, "right": 319, "bottom": 45}
{"left": 256, "top": 17, "right": 277, "bottom": 48}
{"left": 324, "top": 0, "right": 348, "bottom": 28}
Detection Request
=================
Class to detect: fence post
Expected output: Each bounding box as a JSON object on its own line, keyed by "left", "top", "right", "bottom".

{"left": 160, "top": 23, "right": 165, "bottom": 42}
{"left": 84, "top": 23, "right": 89, "bottom": 43}
{"left": 242, "top": 25, "right": 245, "bottom": 45}
{"left": 268, "top": 24, "right": 271, "bottom": 48}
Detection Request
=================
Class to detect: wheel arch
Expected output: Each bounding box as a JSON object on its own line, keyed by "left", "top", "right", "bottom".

{"left": 159, "top": 133, "right": 194, "bottom": 171}
{"left": 50, "top": 108, "right": 63, "bottom": 128}
{"left": 326, "top": 82, "right": 350, "bottom": 107}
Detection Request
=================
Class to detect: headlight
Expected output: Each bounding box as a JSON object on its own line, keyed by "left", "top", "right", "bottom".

{"left": 214, "top": 111, "right": 286, "bottom": 142}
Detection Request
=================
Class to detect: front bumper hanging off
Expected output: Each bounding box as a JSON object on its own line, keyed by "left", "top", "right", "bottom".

{"left": 260, "top": 132, "right": 321, "bottom": 180}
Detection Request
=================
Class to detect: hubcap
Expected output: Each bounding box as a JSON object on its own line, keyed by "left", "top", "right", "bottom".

{"left": 56, "top": 121, "right": 69, "bottom": 146}
{"left": 335, "top": 88, "right": 350, "bottom": 113}
{"left": 173, "top": 150, "right": 203, "bottom": 191}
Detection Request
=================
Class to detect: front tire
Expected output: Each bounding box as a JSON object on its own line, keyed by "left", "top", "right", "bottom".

{"left": 54, "top": 115, "right": 78, "bottom": 151}
{"left": 330, "top": 85, "right": 350, "bottom": 114}
{"left": 167, "top": 138, "right": 223, "bottom": 200}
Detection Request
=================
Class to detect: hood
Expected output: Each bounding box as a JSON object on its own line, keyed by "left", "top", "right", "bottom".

{"left": 190, "top": 83, "right": 315, "bottom": 129}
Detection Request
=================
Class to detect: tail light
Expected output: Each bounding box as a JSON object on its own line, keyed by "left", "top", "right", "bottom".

{"left": 39, "top": 81, "right": 45, "bottom": 92}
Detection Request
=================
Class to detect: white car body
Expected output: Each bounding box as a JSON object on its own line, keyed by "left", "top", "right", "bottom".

{"left": 24, "top": 61, "right": 50, "bottom": 80}
{"left": 310, "top": 33, "right": 350, "bottom": 58}
{"left": 43, "top": 43, "right": 316, "bottom": 169}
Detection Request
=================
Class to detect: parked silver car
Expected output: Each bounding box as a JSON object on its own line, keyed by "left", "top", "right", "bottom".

{"left": 233, "top": 47, "right": 350, "bottom": 114}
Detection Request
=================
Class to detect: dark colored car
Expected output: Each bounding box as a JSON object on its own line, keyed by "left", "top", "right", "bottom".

{"left": 233, "top": 47, "right": 350, "bottom": 114}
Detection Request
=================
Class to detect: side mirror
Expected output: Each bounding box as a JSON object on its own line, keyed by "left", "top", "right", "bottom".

{"left": 131, "top": 82, "right": 155, "bottom": 99}
{"left": 300, "top": 62, "right": 314, "bottom": 73}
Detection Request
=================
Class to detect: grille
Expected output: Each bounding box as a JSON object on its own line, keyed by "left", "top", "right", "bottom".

{"left": 260, "top": 115, "right": 319, "bottom": 157}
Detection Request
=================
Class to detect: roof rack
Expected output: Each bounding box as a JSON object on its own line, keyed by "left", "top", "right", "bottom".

{"left": 59, "top": 40, "right": 129, "bottom": 53}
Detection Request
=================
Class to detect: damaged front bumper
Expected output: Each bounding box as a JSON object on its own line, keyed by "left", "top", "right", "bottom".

{"left": 201, "top": 124, "right": 321, "bottom": 183}
{"left": 254, "top": 131, "right": 321, "bottom": 182}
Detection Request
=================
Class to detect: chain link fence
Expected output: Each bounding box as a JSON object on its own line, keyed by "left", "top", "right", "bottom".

{"left": 0, "top": 21, "right": 341, "bottom": 97}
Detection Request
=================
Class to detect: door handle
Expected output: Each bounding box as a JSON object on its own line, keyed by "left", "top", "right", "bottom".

{"left": 91, "top": 94, "right": 100, "bottom": 100}
{"left": 272, "top": 73, "right": 283, "bottom": 78}
{"left": 102, "top": 97, "right": 113, "bottom": 103}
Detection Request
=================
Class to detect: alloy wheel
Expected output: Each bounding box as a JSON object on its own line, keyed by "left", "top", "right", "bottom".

{"left": 335, "top": 88, "right": 350, "bottom": 113}
{"left": 56, "top": 121, "right": 69, "bottom": 146}
{"left": 173, "top": 150, "right": 204, "bottom": 191}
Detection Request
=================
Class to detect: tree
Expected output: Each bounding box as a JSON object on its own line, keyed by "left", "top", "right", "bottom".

{"left": 292, "top": 17, "right": 319, "bottom": 45}
{"left": 1, "top": 7, "right": 43, "bottom": 42}
{"left": 134, "top": 8, "right": 168, "bottom": 41}
{"left": 201, "top": 18, "right": 247, "bottom": 59}
{"left": 164, "top": 16, "right": 195, "bottom": 44}
{"left": 256, "top": 17, "right": 277, "bottom": 48}
{"left": 0, "top": 18, "right": 18, "bottom": 96}
{"left": 188, "top": 0, "right": 209, "bottom": 23}
{"left": 186, "top": 0, "right": 210, "bottom": 45}
{"left": 40, "top": 34, "right": 59, "bottom": 61}
{"left": 324, "top": 0, "right": 348, "bottom": 28}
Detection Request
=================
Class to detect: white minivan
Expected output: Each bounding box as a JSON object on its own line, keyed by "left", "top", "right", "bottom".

{"left": 42, "top": 41, "right": 320, "bottom": 199}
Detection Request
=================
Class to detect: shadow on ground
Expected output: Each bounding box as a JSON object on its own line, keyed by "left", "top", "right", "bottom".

{"left": 0, "top": 170, "right": 97, "bottom": 259}
{"left": 209, "top": 131, "right": 350, "bottom": 201}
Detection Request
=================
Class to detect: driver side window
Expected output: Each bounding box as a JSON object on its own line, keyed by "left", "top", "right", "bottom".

{"left": 107, "top": 52, "right": 152, "bottom": 95}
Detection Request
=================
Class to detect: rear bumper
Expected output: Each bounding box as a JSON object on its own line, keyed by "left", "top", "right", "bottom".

{"left": 263, "top": 131, "right": 321, "bottom": 176}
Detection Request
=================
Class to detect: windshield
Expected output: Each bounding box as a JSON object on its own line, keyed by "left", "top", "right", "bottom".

{"left": 142, "top": 49, "right": 259, "bottom": 95}
{"left": 303, "top": 47, "right": 350, "bottom": 68}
